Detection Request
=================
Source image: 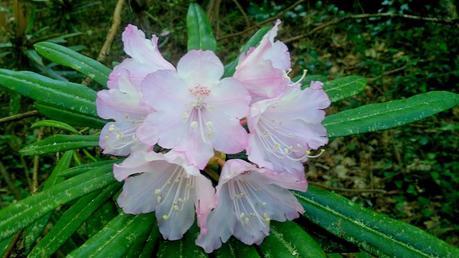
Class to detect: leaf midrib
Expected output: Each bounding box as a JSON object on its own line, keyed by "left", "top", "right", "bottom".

{"left": 324, "top": 98, "right": 441, "bottom": 127}
{"left": 39, "top": 45, "right": 108, "bottom": 80}
{"left": 294, "top": 192, "right": 432, "bottom": 257}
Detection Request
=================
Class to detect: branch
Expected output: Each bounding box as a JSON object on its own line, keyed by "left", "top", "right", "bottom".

{"left": 0, "top": 162, "right": 21, "bottom": 200}
{"left": 82, "top": 0, "right": 124, "bottom": 85}
{"left": 285, "top": 13, "right": 459, "bottom": 43}
{"left": 217, "top": 0, "right": 305, "bottom": 40}
{"left": 309, "top": 182, "right": 387, "bottom": 194}
{"left": 97, "top": 0, "right": 125, "bottom": 62}
{"left": 0, "top": 110, "right": 38, "bottom": 124}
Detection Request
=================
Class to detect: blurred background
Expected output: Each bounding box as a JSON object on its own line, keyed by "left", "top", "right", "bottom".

{"left": 0, "top": 0, "right": 457, "bottom": 249}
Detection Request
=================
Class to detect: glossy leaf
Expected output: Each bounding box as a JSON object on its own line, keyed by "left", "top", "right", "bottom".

{"left": 260, "top": 221, "right": 326, "bottom": 258}
{"left": 0, "top": 69, "right": 97, "bottom": 116}
{"left": 23, "top": 151, "right": 74, "bottom": 251}
{"left": 20, "top": 134, "right": 99, "bottom": 156}
{"left": 224, "top": 26, "right": 271, "bottom": 77}
{"left": 215, "top": 238, "right": 260, "bottom": 258}
{"left": 34, "top": 41, "right": 111, "bottom": 86}
{"left": 323, "top": 76, "right": 367, "bottom": 102}
{"left": 138, "top": 226, "right": 160, "bottom": 258}
{"left": 60, "top": 159, "right": 119, "bottom": 178}
{"left": 31, "top": 119, "right": 79, "bottom": 133}
{"left": 35, "top": 102, "right": 106, "bottom": 128}
{"left": 325, "top": 91, "right": 459, "bottom": 137}
{"left": 29, "top": 184, "right": 119, "bottom": 258}
{"left": 186, "top": 3, "right": 216, "bottom": 51}
{"left": 85, "top": 201, "right": 119, "bottom": 238}
{"left": 294, "top": 186, "right": 459, "bottom": 257}
{"left": 0, "top": 166, "right": 115, "bottom": 241}
{"left": 67, "top": 213, "right": 155, "bottom": 258}
{"left": 157, "top": 225, "right": 206, "bottom": 258}
{"left": 0, "top": 236, "right": 14, "bottom": 257}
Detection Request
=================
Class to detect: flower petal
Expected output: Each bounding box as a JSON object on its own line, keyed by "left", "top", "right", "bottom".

{"left": 197, "top": 160, "right": 303, "bottom": 252}
{"left": 207, "top": 78, "right": 251, "bottom": 119}
{"left": 99, "top": 121, "right": 142, "bottom": 156}
{"left": 117, "top": 170, "right": 168, "bottom": 214}
{"left": 122, "top": 24, "right": 174, "bottom": 70}
{"left": 155, "top": 171, "right": 197, "bottom": 240}
{"left": 235, "top": 59, "right": 289, "bottom": 101}
{"left": 113, "top": 150, "right": 161, "bottom": 181}
{"left": 177, "top": 50, "right": 224, "bottom": 86}
{"left": 195, "top": 174, "right": 217, "bottom": 236}
{"left": 195, "top": 186, "right": 236, "bottom": 253}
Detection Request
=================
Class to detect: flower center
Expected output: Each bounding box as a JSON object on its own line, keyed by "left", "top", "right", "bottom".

{"left": 189, "top": 85, "right": 211, "bottom": 97}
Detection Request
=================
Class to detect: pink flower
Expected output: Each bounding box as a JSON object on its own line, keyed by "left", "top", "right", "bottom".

{"left": 137, "top": 50, "right": 251, "bottom": 169}
{"left": 115, "top": 150, "right": 216, "bottom": 240}
{"left": 97, "top": 24, "right": 174, "bottom": 155}
{"left": 247, "top": 81, "right": 331, "bottom": 178}
{"left": 196, "top": 159, "right": 305, "bottom": 253}
{"left": 112, "top": 24, "right": 175, "bottom": 86}
{"left": 97, "top": 69, "right": 151, "bottom": 155}
{"left": 234, "top": 20, "right": 291, "bottom": 102}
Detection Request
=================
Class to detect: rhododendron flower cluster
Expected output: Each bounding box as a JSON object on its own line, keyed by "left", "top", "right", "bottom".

{"left": 97, "top": 21, "right": 330, "bottom": 253}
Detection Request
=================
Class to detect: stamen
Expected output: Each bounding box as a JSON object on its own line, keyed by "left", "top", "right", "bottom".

{"left": 306, "top": 149, "right": 325, "bottom": 158}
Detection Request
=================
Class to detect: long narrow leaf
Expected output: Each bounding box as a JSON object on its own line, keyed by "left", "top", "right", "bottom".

{"left": 215, "top": 238, "right": 260, "bottom": 258}
{"left": 325, "top": 91, "right": 459, "bottom": 137}
{"left": 0, "top": 69, "right": 97, "bottom": 116}
{"left": 34, "top": 42, "right": 111, "bottom": 86}
{"left": 60, "top": 159, "right": 119, "bottom": 178}
{"left": 0, "top": 166, "right": 115, "bottom": 241}
{"left": 186, "top": 3, "right": 217, "bottom": 51}
{"left": 23, "top": 151, "right": 74, "bottom": 251}
{"left": 294, "top": 186, "right": 459, "bottom": 257}
{"left": 157, "top": 225, "right": 206, "bottom": 258}
{"left": 31, "top": 119, "right": 79, "bottom": 133}
{"left": 35, "top": 102, "right": 106, "bottom": 128}
{"left": 20, "top": 134, "right": 99, "bottom": 156}
{"left": 260, "top": 221, "right": 326, "bottom": 258}
{"left": 323, "top": 76, "right": 367, "bottom": 102}
{"left": 29, "top": 184, "right": 120, "bottom": 257}
{"left": 68, "top": 213, "right": 155, "bottom": 258}
{"left": 138, "top": 226, "right": 160, "bottom": 258}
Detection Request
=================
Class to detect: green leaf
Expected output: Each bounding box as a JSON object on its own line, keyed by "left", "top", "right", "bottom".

{"left": 186, "top": 3, "right": 217, "bottom": 51}
{"left": 29, "top": 184, "right": 120, "bottom": 258}
{"left": 323, "top": 76, "right": 367, "bottom": 102}
{"left": 260, "top": 221, "right": 326, "bottom": 258}
{"left": 0, "top": 166, "right": 115, "bottom": 241}
{"left": 85, "top": 201, "right": 118, "bottom": 238}
{"left": 20, "top": 134, "right": 99, "bottom": 156}
{"left": 0, "top": 69, "right": 97, "bottom": 116}
{"left": 294, "top": 186, "right": 459, "bottom": 257}
{"left": 324, "top": 91, "right": 459, "bottom": 137}
{"left": 223, "top": 26, "right": 271, "bottom": 77}
{"left": 0, "top": 235, "right": 14, "bottom": 257}
{"left": 157, "top": 225, "right": 206, "bottom": 258}
{"left": 138, "top": 226, "right": 161, "bottom": 258}
{"left": 215, "top": 238, "right": 260, "bottom": 258}
{"left": 60, "top": 159, "right": 119, "bottom": 178}
{"left": 32, "top": 119, "right": 79, "bottom": 133}
{"left": 68, "top": 214, "right": 155, "bottom": 258}
{"left": 35, "top": 102, "right": 106, "bottom": 128}
{"left": 34, "top": 41, "right": 111, "bottom": 86}
{"left": 23, "top": 151, "right": 74, "bottom": 251}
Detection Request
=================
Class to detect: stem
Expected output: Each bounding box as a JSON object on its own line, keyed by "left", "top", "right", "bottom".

{"left": 0, "top": 110, "right": 38, "bottom": 124}
{"left": 82, "top": 0, "right": 124, "bottom": 85}
{"left": 217, "top": 0, "right": 305, "bottom": 40}
{"left": 32, "top": 128, "right": 43, "bottom": 193}
{"left": 284, "top": 13, "right": 458, "bottom": 43}
{"left": 0, "top": 162, "right": 21, "bottom": 200}
{"left": 309, "top": 182, "right": 386, "bottom": 194}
